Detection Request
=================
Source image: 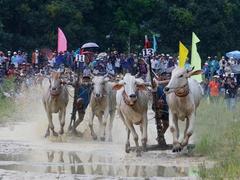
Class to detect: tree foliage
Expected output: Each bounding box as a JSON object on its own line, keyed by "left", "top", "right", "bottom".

{"left": 0, "top": 0, "right": 239, "bottom": 57}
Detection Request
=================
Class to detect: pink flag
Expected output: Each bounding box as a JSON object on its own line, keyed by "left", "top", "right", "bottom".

{"left": 57, "top": 27, "right": 67, "bottom": 53}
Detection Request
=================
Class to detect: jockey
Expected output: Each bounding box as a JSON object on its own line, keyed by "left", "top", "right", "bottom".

{"left": 69, "top": 71, "right": 92, "bottom": 135}
{"left": 153, "top": 71, "right": 170, "bottom": 145}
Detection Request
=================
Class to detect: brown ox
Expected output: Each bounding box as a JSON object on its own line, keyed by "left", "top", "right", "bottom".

{"left": 42, "top": 71, "right": 69, "bottom": 137}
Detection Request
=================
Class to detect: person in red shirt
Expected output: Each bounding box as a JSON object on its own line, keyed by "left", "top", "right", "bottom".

{"left": 208, "top": 75, "right": 220, "bottom": 103}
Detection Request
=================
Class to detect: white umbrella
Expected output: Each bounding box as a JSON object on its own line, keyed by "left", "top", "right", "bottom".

{"left": 81, "top": 42, "right": 99, "bottom": 49}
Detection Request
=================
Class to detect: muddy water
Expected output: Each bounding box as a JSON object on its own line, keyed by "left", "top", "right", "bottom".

{"left": 0, "top": 83, "right": 209, "bottom": 179}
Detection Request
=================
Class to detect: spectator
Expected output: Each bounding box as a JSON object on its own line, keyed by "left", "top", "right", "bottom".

{"left": 16, "top": 50, "right": 24, "bottom": 64}
{"left": 0, "top": 52, "right": 5, "bottom": 65}
{"left": 151, "top": 56, "right": 160, "bottom": 73}
{"left": 11, "top": 52, "right": 18, "bottom": 68}
{"left": 55, "top": 51, "right": 65, "bottom": 68}
{"left": 224, "top": 62, "right": 232, "bottom": 76}
{"left": 203, "top": 62, "right": 210, "bottom": 80}
{"left": 222, "top": 76, "right": 238, "bottom": 111}
{"left": 114, "top": 54, "right": 121, "bottom": 74}
{"left": 208, "top": 75, "right": 220, "bottom": 103}
{"left": 106, "top": 59, "right": 115, "bottom": 75}
{"left": 136, "top": 58, "right": 148, "bottom": 80}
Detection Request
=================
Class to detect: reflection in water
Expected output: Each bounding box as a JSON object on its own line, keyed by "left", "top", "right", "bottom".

{"left": 43, "top": 151, "right": 191, "bottom": 177}
{"left": 0, "top": 150, "right": 198, "bottom": 178}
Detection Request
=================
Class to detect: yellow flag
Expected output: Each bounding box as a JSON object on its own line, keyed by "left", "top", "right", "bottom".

{"left": 191, "top": 32, "right": 202, "bottom": 82}
{"left": 179, "top": 41, "right": 189, "bottom": 68}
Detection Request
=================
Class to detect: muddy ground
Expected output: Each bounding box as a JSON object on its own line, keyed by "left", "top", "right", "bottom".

{"left": 0, "top": 82, "right": 211, "bottom": 179}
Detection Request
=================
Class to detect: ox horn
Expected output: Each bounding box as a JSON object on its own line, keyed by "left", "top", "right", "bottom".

{"left": 187, "top": 66, "right": 195, "bottom": 73}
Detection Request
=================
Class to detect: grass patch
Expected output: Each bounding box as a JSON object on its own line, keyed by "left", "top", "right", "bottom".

{"left": 194, "top": 98, "right": 240, "bottom": 178}
{"left": 0, "top": 78, "right": 16, "bottom": 122}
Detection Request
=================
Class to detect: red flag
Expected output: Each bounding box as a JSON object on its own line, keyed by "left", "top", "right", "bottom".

{"left": 57, "top": 27, "right": 67, "bottom": 53}
{"left": 144, "top": 35, "right": 151, "bottom": 48}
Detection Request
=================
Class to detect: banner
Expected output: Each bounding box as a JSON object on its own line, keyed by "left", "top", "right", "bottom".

{"left": 57, "top": 27, "right": 67, "bottom": 53}
{"left": 191, "top": 32, "right": 202, "bottom": 82}
{"left": 179, "top": 41, "right": 189, "bottom": 68}
{"left": 144, "top": 35, "right": 151, "bottom": 48}
{"left": 153, "top": 35, "right": 157, "bottom": 52}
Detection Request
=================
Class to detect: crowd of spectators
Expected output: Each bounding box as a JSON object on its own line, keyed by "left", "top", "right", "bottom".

{"left": 202, "top": 56, "right": 240, "bottom": 111}
{"left": 0, "top": 49, "right": 239, "bottom": 111}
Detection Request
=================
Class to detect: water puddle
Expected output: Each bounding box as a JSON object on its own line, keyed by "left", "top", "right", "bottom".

{"left": 0, "top": 141, "right": 200, "bottom": 178}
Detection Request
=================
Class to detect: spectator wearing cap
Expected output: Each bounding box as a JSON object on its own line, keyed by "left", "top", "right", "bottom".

{"left": 11, "top": 52, "right": 18, "bottom": 68}
{"left": 32, "top": 50, "right": 39, "bottom": 66}
{"left": 167, "top": 56, "right": 175, "bottom": 68}
{"left": 208, "top": 75, "right": 220, "bottom": 103}
{"left": 203, "top": 62, "right": 210, "bottom": 80}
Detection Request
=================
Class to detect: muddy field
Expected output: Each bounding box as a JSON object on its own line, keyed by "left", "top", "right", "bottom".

{"left": 0, "top": 83, "right": 211, "bottom": 179}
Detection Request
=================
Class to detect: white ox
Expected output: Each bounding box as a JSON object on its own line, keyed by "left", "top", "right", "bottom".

{"left": 88, "top": 76, "right": 116, "bottom": 141}
{"left": 42, "top": 71, "right": 69, "bottom": 137}
{"left": 164, "top": 67, "right": 203, "bottom": 152}
{"left": 113, "top": 73, "right": 149, "bottom": 157}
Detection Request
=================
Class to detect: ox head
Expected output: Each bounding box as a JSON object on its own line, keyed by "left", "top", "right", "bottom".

{"left": 92, "top": 75, "right": 109, "bottom": 99}
{"left": 113, "top": 73, "right": 146, "bottom": 105}
{"left": 49, "top": 71, "right": 65, "bottom": 96}
{"left": 164, "top": 67, "right": 202, "bottom": 94}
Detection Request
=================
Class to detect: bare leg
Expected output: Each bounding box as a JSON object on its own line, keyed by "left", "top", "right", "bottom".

{"left": 71, "top": 110, "right": 84, "bottom": 136}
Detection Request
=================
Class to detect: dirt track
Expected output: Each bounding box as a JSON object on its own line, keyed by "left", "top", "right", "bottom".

{"left": 0, "top": 83, "right": 210, "bottom": 179}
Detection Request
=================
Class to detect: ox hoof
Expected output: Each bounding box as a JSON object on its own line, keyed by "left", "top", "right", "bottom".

{"left": 142, "top": 146, "right": 147, "bottom": 152}
{"left": 100, "top": 137, "right": 105, "bottom": 141}
{"left": 59, "top": 129, "right": 64, "bottom": 135}
{"left": 52, "top": 131, "right": 58, "bottom": 137}
{"left": 172, "top": 144, "right": 182, "bottom": 153}
{"left": 44, "top": 131, "right": 50, "bottom": 138}
{"left": 72, "top": 130, "right": 83, "bottom": 137}
{"left": 125, "top": 144, "right": 130, "bottom": 153}
{"left": 92, "top": 134, "right": 97, "bottom": 140}
{"left": 136, "top": 150, "right": 141, "bottom": 157}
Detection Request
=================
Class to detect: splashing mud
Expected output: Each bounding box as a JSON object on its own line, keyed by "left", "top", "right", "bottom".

{"left": 0, "top": 81, "right": 212, "bottom": 179}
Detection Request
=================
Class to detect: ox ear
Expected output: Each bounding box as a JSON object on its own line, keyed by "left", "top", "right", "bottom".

{"left": 136, "top": 84, "right": 147, "bottom": 91}
{"left": 187, "top": 70, "right": 202, "bottom": 77}
{"left": 112, "top": 83, "right": 123, "bottom": 90}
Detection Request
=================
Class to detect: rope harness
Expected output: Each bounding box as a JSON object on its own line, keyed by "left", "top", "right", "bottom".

{"left": 174, "top": 83, "right": 190, "bottom": 97}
